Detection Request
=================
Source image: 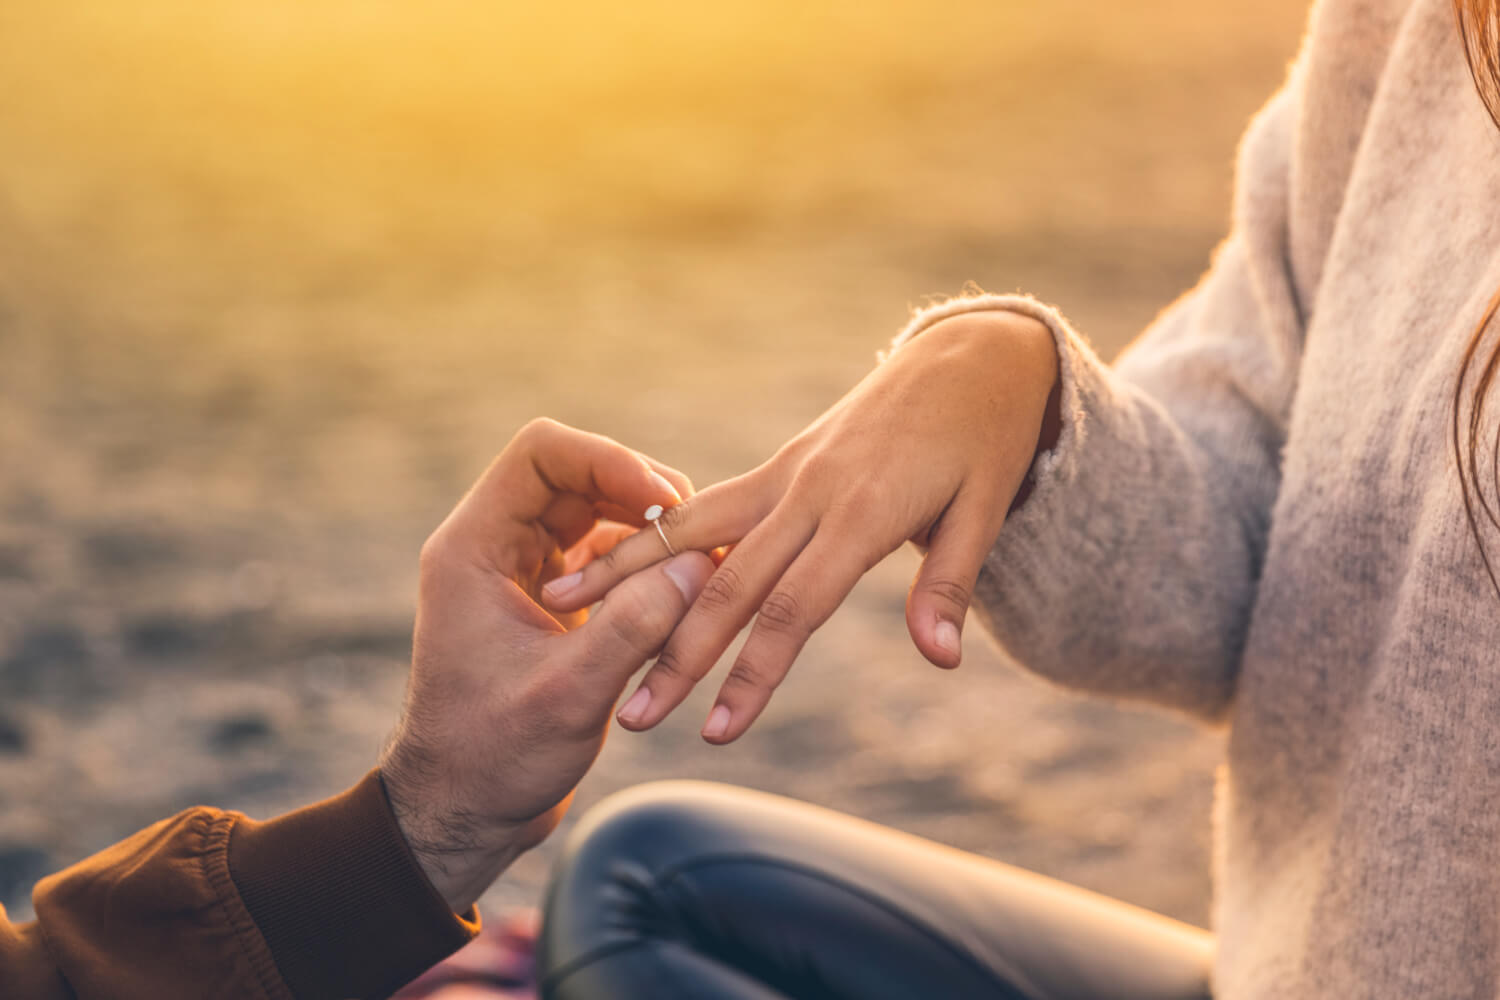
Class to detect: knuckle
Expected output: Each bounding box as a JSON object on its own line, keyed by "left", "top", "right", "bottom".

{"left": 602, "top": 586, "right": 669, "bottom": 654}
{"left": 518, "top": 416, "right": 561, "bottom": 445}
{"left": 788, "top": 451, "right": 838, "bottom": 493}
{"left": 558, "top": 696, "right": 605, "bottom": 736}
{"left": 840, "top": 479, "right": 885, "bottom": 515}
{"left": 418, "top": 531, "right": 455, "bottom": 578}
{"left": 658, "top": 499, "right": 691, "bottom": 533}
{"left": 523, "top": 669, "right": 572, "bottom": 711}
{"left": 826, "top": 479, "right": 877, "bottom": 516}
{"left": 524, "top": 673, "right": 598, "bottom": 734}
{"left": 772, "top": 434, "right": 816, "bottom": 472}
{"left": 603, "top": 607, "right": 654, "bottom": 656}
{"left": 923, "top": 575, "right": 973, "bottom": 610}
{"left": 595, "top": 541, "right": 624, "bottom": 575}
{"left": 650, "top": 646, "right": 689, "bottom": 684}
{"left": 696, "top": 565, "right": 744, "bottom": 613}
{"left": 592, "top": 529, "right": 647, "bottom": 578}
{"left": 756, "top": 590, "right": 806, "bottom": 635}
{"left": 723, "top": 657, "right": 779, "bottom": 695}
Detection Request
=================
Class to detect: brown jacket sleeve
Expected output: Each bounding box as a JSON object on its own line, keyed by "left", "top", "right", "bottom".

{"left": 0, "top": 770, "right": 479, "bottom": 999}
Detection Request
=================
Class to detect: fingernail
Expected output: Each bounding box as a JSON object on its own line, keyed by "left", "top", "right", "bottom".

{"left": 935, "top": 620, "right": 962, "bottom": 660}
{"left": 702, "top": 704, "right": 731, "bottom": 741}
{"left": 647, "top": 470, "right": 682, "bottom": 503}
{"left": 544, "top": 571, "right": 583, "bottom": 601}
{"left": 618, "top": 687, "right": 652, "bottom": 725}
{"left": 662, "top": 556, "right": 697, "bottom": 601}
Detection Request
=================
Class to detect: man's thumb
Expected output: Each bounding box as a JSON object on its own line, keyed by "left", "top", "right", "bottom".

{"left": 566, "top": 551, "right": 714, "bottom": 677}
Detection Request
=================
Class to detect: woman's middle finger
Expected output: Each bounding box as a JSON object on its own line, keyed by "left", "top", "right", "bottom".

{"left": 614, "top": 502, "right": 818, "bottom": 731}
{"left": 700, "top": 524, "right": 882, "bottom": 743}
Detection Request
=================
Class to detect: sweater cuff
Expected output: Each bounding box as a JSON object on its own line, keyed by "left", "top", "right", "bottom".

{"left": 887, "top": 290, "right": 1142, "bottom": 649}
{"left": 228, "top": 770, "right": 480, "bottom": 1000}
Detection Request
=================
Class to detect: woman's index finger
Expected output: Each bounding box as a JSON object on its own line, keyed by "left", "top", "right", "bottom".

{"left": 541, "top": 472, "right": 773, "bottom": 611}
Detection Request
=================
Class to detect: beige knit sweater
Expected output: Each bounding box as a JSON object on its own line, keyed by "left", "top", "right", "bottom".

{"left": 894, "top": 0, "right": 1500, "bottom": 995}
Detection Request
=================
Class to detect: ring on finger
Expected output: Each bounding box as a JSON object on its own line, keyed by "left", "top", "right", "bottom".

{"left": 645, "top": 504, "right": 678, "bottom": 557}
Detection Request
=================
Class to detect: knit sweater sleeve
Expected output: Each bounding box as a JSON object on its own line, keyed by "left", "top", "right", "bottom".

{"left": 891, "top": 61, "right": 1309, "bottom": 723}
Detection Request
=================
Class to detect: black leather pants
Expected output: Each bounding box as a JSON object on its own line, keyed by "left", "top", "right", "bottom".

{"left": 538, "top": 781, "right": 1213, "bottom": 1000}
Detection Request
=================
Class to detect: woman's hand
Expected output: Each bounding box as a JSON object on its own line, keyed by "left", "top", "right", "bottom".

{"left": 543, "top": 310, "right": 1061, "bottom": 745}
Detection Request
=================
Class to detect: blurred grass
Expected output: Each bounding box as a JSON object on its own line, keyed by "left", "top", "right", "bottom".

{"left": 0, "top": 0, "right": 1309, "bottom": 925}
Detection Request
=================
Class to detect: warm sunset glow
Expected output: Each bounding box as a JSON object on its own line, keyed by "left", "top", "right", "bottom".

{"left": 0, "top": 1, "right": 1307, "bottom": 367}
{"left": 0, "top": 0, "right": 1307, "bottom": 927}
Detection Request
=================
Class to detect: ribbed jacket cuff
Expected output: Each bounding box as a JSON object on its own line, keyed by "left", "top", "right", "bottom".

{"left": 228, "top": 770, "right": 479, "bottom": 1000}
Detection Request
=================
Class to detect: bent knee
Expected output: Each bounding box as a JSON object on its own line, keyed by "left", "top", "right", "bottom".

{"left": 549, "top": 780, "right": 747, "bottom": 889}
{"left": 539, "top": 782, "right": 752, "bottom": 983}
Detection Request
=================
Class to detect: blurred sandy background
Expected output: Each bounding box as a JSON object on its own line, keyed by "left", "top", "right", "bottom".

{"left": 0, "top": 1, "right": 1307, "bottom": 928}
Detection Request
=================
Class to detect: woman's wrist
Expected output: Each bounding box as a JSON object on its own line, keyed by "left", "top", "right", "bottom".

{"left": 903, "top": 310, "right": 1060, "bottom": 422}
{"left": 900, "top": 309, "right": 1063, "bottom": 507}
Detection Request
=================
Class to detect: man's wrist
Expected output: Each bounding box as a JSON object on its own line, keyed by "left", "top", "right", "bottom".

{"left": 389, "top": 802, "right": 520, "bottom": 913}
{"left": 227, "top": 772, "right": 480, "bottom": 998}
{"left": 378, "top": 748, "right": 525, "bottom": 913}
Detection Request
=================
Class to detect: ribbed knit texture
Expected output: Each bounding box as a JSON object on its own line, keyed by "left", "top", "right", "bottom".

{"left": 894, "top": 0, "right": 1500, "bottom": 995}
{"left": 229, "top": 770, "right": 478, "bottom": 999}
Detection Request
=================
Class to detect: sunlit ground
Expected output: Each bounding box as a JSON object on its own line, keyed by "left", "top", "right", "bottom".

{"left": 0, "top": 1, "right": 1306, "bottom": 925}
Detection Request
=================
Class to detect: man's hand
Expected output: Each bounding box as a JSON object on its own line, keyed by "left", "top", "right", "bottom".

{"left": 378, "top": 419, "right": 713, "bottom": 912}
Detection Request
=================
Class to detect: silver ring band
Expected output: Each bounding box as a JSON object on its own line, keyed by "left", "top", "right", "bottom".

{"left": 653, "top": 517, "right": 678, "bottom": 557}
